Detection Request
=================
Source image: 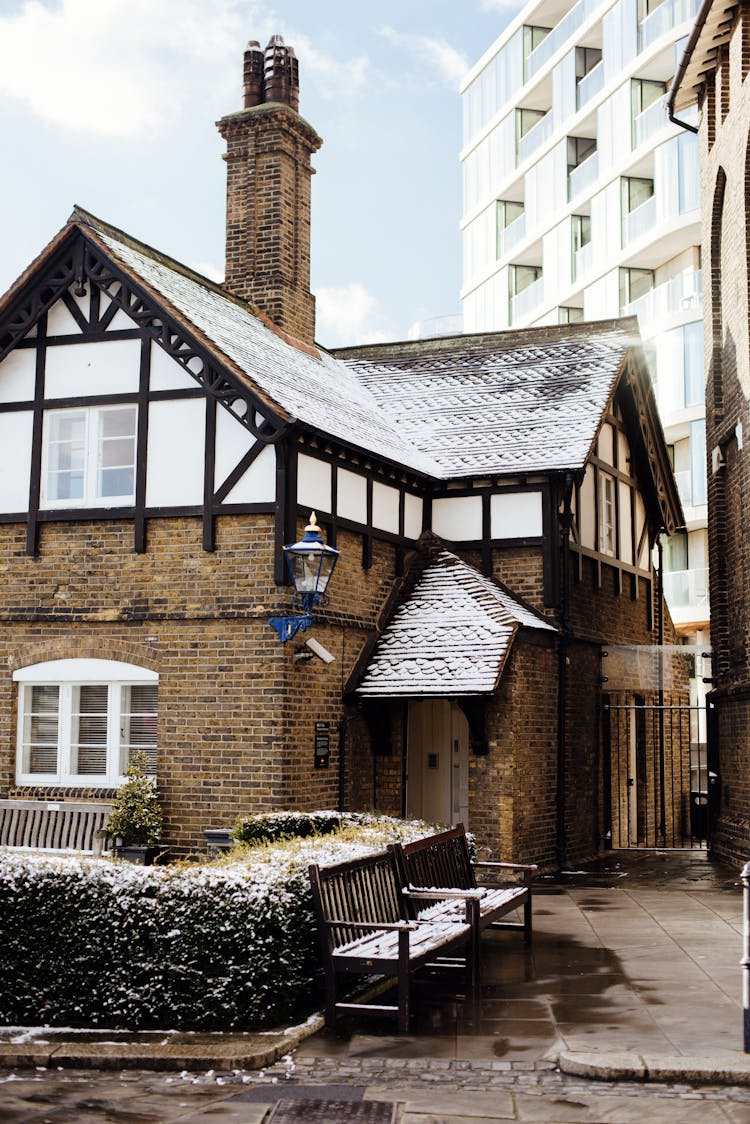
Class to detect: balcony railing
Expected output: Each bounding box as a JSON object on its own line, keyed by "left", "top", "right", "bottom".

{"left": 662, "top": 567, "right": 709, "bottom": 611}
{"left": 517, "top": 112, "right": 553, "bottom": 164}
{"left": 576, "top": 61, "right": 604, "bottom": 110}
{"left": 638, "top": 0, "right": 700, "bottom": 52}
{"left": 568, "top": 151, "right": 599, "bottom": 201}
{"left": 510, "top": 275, "right": 544, "bottom": 323}
{"left": 573, "top": 240, "right": 593, "bottom": 282}
{"left": 622, "top": 193, "right": 656, "bottom": 245}
{"left": 498, "top": 212, "right": 526, "bottom": 257}
{"left": 623, "top": 270, "right": 703, "bottom": 322}
{"left": 632, "top": 96, "right": 667, "bottom": 148}
{"left": 525, "top": 0, "right": 601, "bottom": 79}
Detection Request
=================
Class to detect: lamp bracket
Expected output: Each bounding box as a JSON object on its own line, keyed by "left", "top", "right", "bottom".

{"left": 268, "top": 613, "right": 313, "bottom": 643}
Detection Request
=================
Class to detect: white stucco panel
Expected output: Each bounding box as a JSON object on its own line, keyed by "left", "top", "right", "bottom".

{"left": 297, "top": 454, "right": 332, "bottom": 514}
{"left": 0, "top": 348, "right": 36, "bottom": 402}
{"left": 404, "top": 493, "right": 423, "bottom": 540}
{"left": 149, "top": 343, "right": 198, "bottom": 392}
{"left": 0, "top": 411, "right": 33, "bottom": 511}
{"left": 45, "top": 339, "right": 141, "bottom": 399}
{"left": 145, "top": 399, "right": 205, "bottom": 507}
{"left": 491, "top": 491, "right": 543, "bottom": 538}
{"left": 372, "top": 482, "right": 400, "bottom": 534}
{"left": 432, "top": 496, "right": 482, "bottom": 541}
{"left": 337, "top": 468, "right": 367, "bottom": 524}
{"left": 580, "top": 465, "right": 596, "bottom": 549}
{"left": 619, "top": 480, "right": 634, "bottom": 565}
{"left": 225, "top": 444, "right": 276, "bottom": 504}
{"left": 214, "top": 405, "right": 255, "bottom": 489}
{"left": 46, "top": 298, "right": 84, "bottom": 337}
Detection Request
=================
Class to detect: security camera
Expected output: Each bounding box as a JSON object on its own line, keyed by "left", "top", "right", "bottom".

{"left": 305, "top": 637, "right": 335, "bottom": 664}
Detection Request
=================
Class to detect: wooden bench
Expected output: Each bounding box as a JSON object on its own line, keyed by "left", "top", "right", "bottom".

{"left": 309, "top": 848, "right": 479, "bottom": 1033}
{"left": 390, "top": 824, "right": 536, "bottom": 946}
{"left": 0, "top": 799, "right": 112, "bottom": 855}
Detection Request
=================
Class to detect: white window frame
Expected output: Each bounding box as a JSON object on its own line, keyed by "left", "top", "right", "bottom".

{"left": 599, "top": 472, "right": 617, "bottom": 557}
{"left": 14, "top": 659, "right": 157, "bottom": 787}
{"left": 41, "top": 404, "right": 138, "bottom": 509}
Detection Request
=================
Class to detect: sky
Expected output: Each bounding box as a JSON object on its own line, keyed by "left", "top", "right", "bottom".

{"left": 0, "top": 0, "right": 520, "bottom": 349}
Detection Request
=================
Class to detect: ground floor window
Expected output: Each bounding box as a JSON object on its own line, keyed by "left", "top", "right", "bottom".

{"left": 14, "top": 659, "right": 157, "bottom": 786}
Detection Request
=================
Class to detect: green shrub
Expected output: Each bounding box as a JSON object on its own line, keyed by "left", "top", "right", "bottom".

{"left": 107, "top": 751, "right": 162, "bottom": 846}
{"left": 232, "top": 809, "right": 365, "bottom": 846}
{"left": 0, "top": 816, "right": 437, "bottom": 1031}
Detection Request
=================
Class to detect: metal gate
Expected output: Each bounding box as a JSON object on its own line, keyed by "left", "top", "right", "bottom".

{"left": 603, "top": 693, "right": 717, "bottom": 849}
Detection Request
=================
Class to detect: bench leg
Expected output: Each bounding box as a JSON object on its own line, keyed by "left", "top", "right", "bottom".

{"left": 324, "top": 965, "right": 339, "bottom": 1031}
{"left": 468, "top": 900, "right": 481, "bottom": 1025}
{"left": 398, "top": 930, "right": 411, "bottom": 1034}
{"left": 524, "top": 891, "right": 533, "bottom": 946}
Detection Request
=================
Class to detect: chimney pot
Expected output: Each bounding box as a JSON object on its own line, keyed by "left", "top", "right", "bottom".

{"left": 243, "top": 39, "right": 265, "bottom": 108}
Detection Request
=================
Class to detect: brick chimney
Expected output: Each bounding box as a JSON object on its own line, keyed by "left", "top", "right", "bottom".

{"left": 217, "top": 36, "right": 322, "bottom": 346}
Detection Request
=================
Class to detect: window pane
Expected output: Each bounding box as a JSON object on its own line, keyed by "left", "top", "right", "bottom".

{"left": 97, "top": 408, "right": 136, "bottom": 500}
{"left": 22, "top": 685, "right": 59, "bottom": 774}
{"left": 120, "top": 684, "right": 158, "bottom": 773}
{"left": 101, "top": 408, "right": 137, "bottom": 439}
{"left": 71, "top": 685, "right": 109, "bottom": 776}
{"left": 46, "top": 411, "right": 86, "bottom": 502}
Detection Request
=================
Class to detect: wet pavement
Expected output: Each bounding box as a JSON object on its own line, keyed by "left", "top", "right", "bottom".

{"left": 1, "top": 848, "right": 749, "bottom": 1122}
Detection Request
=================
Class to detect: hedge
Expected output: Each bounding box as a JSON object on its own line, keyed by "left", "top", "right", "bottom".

{"left": 232, "top": 809, "right": 370, "bottom": 845}
{"left": 0, "top": 816, "right": 435, "bottom": 1031}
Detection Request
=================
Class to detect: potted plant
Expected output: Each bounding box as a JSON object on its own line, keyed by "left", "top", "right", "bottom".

{"left": 108, "top": 750, "right": 163, "bottom": 865}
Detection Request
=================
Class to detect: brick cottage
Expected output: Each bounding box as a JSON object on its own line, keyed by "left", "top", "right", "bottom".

{"left": 0, "top": 37, "right": 683, "bottom": 866}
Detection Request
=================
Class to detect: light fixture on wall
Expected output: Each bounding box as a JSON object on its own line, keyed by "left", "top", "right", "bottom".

{"left": 269, "top": 512, "right": 340, "bottom": 642}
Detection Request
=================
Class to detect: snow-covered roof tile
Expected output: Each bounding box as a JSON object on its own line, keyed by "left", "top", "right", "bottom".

{"left": 356, "top": 551, "right": 556, "bottom": 698}
{"left": 74, "top": 212, "right": 637, "bottom": 482}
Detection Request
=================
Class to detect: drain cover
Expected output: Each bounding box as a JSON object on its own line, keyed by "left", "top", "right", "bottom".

{"left": 269, "top": 1099, "right": 395, "bottom": 1123}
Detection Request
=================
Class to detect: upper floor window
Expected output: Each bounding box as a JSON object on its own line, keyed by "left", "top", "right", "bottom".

{"left": 599, "top": 473, "right": 616, "bottom": 556}
{"left": 14, "top": 659, "right": 157, "bottom": 787}
{"left": 42, "top": 405, "right": 137, "bottom": 508}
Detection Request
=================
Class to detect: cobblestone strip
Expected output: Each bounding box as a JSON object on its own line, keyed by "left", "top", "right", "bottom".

{"left": 250, "top": 1055, "right": 750, "bottom": 1103}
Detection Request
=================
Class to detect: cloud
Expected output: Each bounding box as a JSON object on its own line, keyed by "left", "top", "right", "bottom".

{"left": 314, "top": 283, "right": 392, "bottom": 348}
{"left": 293, "top": 35, "right": 369, "bottom": 99}
{"left": 0, "top": 1, "right": 368, "bottom": 136}
{"left": 378, "top": 25, "right": 468, "bottom": 88}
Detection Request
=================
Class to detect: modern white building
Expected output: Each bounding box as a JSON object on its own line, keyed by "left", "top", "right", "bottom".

{"left": 459, "top": 0, "right": 707, "bottom": 645}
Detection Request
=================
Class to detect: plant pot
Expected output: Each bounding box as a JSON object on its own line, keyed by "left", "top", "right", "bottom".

{"left": 116, "top": 844, "right": 162, "bottom": 866}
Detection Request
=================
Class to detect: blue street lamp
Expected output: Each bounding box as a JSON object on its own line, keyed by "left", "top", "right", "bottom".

{"left": 269, "top": 513, "right": 340, "bottom": 642}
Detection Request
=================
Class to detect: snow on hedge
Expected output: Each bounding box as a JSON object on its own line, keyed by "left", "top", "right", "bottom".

{"left": 0, "top": 815, "right": 436, "bottom": 1031}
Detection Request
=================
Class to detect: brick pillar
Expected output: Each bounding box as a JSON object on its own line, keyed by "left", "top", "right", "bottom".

{"left": 217, "top": 37, "right": 322, "bottom": 346}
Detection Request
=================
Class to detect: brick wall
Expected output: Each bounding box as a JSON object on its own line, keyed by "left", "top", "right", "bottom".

{"left": 698, "top": 4, "right": 750, "bottom": 862}
{"left": 0, "top": 516, "right": 399, "bottom": 854}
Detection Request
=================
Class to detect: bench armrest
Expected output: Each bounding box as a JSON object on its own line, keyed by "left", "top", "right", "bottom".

{"left": 473, "top": 861, "right": 537, "bottom": 874}
{"left": 404, "top": 886, "right": 485, "bottom": 900}
{"left": 325, "top": 919, "right": 418, "bottom": 933}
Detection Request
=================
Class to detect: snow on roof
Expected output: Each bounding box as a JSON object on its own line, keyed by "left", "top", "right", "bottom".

{"left": 81, "top": 215, "right": 440, "bottom": 478}
{"left": 356, "top": 550, "right": 556, "bottom": 698}
{"left": 336, "top": 325, "right": 636, "bottom": 477}
{"left": 70, "top": 212, "right": 637, "bottom": 482}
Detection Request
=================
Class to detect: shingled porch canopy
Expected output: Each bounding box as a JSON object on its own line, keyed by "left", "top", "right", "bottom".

{"left": 355, "top": 551, "right": 556, "bottom": 698}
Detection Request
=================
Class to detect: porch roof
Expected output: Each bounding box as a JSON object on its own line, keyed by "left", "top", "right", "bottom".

{"left": 355, "top": 551, "right": 556, "bottom": 698}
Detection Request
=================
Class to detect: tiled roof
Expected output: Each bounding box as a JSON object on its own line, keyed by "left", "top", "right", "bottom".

{"left": 78, "top": 212, "right": 440, "bottom": 478}
{"left": 336, "top": 327, "right": 636, "bottom": 477}
{"left": 356, "top": 551, "right": 556, "bottom": 698}
{"left": 74, "top": 211, "right": 636, "bottom": 482}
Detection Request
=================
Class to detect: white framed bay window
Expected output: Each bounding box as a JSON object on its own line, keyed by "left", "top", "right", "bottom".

{"left": 14, "top": 659, "right": 157, "bottom": 786}
{"left": 41, "top": 405, "right": 137, "bottom": 508}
